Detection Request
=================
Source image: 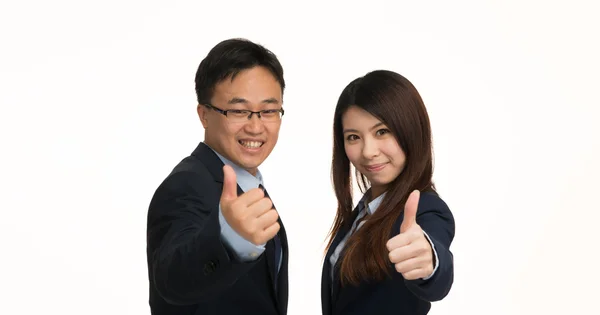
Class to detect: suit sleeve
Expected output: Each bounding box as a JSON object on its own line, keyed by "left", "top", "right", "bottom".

{"left": 147, "top": 171, "right": 258, "bottom": 305}
{"left": 403, "top": 194, "right": 455, "bottom": 302}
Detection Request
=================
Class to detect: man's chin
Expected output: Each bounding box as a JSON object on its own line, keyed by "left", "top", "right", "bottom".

{"left": 233, "top": 157, "right": 263, "bottom": 173}
{"left": 237, "top": 150, "right": 269, "bottom": 167}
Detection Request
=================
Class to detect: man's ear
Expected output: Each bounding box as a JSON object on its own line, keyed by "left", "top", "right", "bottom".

{"left": 197, "top": 104, "right": 208, "bottom": 129}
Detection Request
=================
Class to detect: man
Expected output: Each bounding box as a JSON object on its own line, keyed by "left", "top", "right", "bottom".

{"left": 146, "top": 38, "right": 288, "bottom": 315}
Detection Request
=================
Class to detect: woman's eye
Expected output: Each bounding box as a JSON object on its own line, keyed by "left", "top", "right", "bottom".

{"left": 376, "top": 129, "right": 390, "bottom": 136}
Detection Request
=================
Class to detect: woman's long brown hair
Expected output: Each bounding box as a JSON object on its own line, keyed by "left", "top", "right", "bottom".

{"left": 327, "top": 70, "right": 437, "bottom": 286}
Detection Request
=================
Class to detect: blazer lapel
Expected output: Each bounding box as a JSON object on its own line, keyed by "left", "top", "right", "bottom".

{"left": 275, "top": 215, "right": 288, "bottom": 315}
{"left": 331, "top": 204, "right": 374, "bottom": 313}
{"left": 191, "top": 141, "right": 246, "bottom": 199}
{"left": 265, "top": 236, "right": 278, "bottom": 295}
{"left": 321, "top": 234, "right": 340, "bottom": 315}
{"left": 191, "top": 142, "right": 225, "bottom": 183}
{"left": 261, "top": 188, "right": 279, "bottom": 289}
{"left": 264, "top": 193, "right": 289, "bottom": 315}
{"left": 259, "top": 182, "right": 288, "bottom": 314}
{"left": 323, "top": 209, "right": 360, "bottom": 314}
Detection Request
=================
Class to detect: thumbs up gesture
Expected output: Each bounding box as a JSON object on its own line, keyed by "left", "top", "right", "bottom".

{"left": 386, "top": 190, "right": 434, "bottom": 280}
{"left": 220, "top": 165, "right": 280, "bottom": 245}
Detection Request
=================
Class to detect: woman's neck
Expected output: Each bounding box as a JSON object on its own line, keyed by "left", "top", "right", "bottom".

{"left": 369, "top": 185, "right": 387, "bottom": 202}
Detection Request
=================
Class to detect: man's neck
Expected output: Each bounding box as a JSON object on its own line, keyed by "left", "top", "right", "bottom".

{"left": 204, "top": 142, "right": 261, "bottom": 179}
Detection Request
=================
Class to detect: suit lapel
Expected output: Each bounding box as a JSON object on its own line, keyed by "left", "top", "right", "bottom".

{"left": 192, "top": 142, "right": 225, "bottom": 183}
{"left": 263, "top": 188, "right": 288, "bottom": 314}
{"left": 322, "top": 209, "right": 360, "bottom": 314}
{"left": 276, "top": 215, "right": 288, "bottom": 315}
{"left": 265, "top": 235, "right": 277, "bottom": 293}
{"left": 320, "top": 257, "right": 332, "bottom": 315}
{"left": 331, "top": 204, "right": 376, "bottom": 313}
{"left": 321, "top": 230, "right": 343, "bottom": 315}
{"left": 192, "top": 141, "right": 246, "bottom": 200}
{"left": 261, "top": 188, "right": 279, "bottom": 287}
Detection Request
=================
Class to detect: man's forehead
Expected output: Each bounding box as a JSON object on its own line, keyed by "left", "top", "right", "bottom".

{"left": 213, "top": 91, "right": 282, "bottom": 106}
{"left": 213, "top": 70, "right": 281, "bottom": 99}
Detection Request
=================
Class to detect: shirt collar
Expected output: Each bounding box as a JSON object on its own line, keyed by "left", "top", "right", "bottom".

{"left": 206, "top": 144, "right": 264, "bottom": 191}
{"left": 359, "top": 190, "right": 387, "bottom": 215}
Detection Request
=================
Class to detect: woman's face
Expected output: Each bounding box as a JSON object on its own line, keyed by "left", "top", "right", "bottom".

{"left": 342, "top": 106, "right": 406, "bottom": 197}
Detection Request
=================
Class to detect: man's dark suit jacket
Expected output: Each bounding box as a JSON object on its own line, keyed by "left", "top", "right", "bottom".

{"left": 146, "top": 142, "right": 288, "bottom": 315}
{"left": 321, "top": 191, "right": 455, "bottom": 315}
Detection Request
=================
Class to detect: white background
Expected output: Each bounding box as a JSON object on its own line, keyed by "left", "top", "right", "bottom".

{"left": 1, "top": 0, "right": 599, "bottom": 314}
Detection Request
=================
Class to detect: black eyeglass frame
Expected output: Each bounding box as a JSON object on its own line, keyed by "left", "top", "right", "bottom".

{"left": 203, "top": 103, "right": 285, "bottom": 120}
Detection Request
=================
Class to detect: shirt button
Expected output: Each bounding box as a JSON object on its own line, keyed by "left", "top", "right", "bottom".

{"left": 250, "top": 252, "right": 258, "bottom": 258}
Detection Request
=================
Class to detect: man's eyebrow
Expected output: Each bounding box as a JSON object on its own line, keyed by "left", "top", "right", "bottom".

{"left": 227, "top": 97, "right": 248, "bottom": 105}
{"left": 262, "top": 98, "right": 280, "bottom": 104}
{"left": 227, "top": 97, "right": 281, "bottom": 105}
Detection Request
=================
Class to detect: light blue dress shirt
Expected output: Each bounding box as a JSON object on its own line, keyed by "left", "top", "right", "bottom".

{"left": 208, "top": 146, "right": 281, "bottom": 271}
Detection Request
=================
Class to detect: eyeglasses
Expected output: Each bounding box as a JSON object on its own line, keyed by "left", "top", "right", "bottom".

{"left": 204, "top": 103, "right": 284, "bottom": 123}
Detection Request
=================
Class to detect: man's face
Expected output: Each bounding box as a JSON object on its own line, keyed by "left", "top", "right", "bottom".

{"left": 198, "top": 66, "right": 283, "bottom": 175}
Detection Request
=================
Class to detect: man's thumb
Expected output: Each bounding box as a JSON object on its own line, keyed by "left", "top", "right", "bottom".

{"left": 221, "top": 165, "right": 238, "bottom": 201}
{"left": 400, "top": 190, "right": 420, "bottom": 233}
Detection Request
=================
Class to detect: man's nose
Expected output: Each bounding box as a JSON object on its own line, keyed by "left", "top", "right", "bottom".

{"left": 243, "top": 113, "right": 264, "bottom": 133}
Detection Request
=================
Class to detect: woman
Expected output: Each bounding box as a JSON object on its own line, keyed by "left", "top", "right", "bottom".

{"left": 322, "top": 70, "right": 455, "bottom": 315}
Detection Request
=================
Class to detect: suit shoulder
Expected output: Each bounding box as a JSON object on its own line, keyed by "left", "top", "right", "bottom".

{"left": 416, "top": 191, "right": 455, "bottom": 226}
{"left": 419, "top": 192, "right": 450, "bottom": 212}
{"left": 170, "top": 154, "right": 211, "bottom": 177}
{"left": 151, "top": 155, "right": 216, "bottom": 199}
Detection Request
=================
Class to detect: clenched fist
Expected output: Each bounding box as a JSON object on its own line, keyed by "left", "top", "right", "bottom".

{"left": 386, "top": 190, "right": 434, "bottom": 280}
{"left": 220, "top": 165, "right": 280, "bottom": 245}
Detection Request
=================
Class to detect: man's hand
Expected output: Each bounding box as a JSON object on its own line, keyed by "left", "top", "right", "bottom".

{"left": 220, "top": 165, "right": 280, "bottom": 245}
{"left": 386, "top": 190, "right": 434, "bottom": 280}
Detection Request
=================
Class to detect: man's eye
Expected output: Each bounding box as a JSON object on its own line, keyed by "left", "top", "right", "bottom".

{"left": 261, "top": 110, "right": 278, "bottom": 116}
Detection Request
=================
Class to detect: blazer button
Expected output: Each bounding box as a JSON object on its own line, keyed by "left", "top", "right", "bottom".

{"left": 203, "top": 260, "right": 217, "bottom": 275}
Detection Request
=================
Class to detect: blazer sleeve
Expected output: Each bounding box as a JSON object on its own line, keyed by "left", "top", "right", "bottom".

{"left": 147, "top": 170, "right": 258, "bottom": 305}
{"left": 403, "top": 193, "right": 455, "bottom": 302}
